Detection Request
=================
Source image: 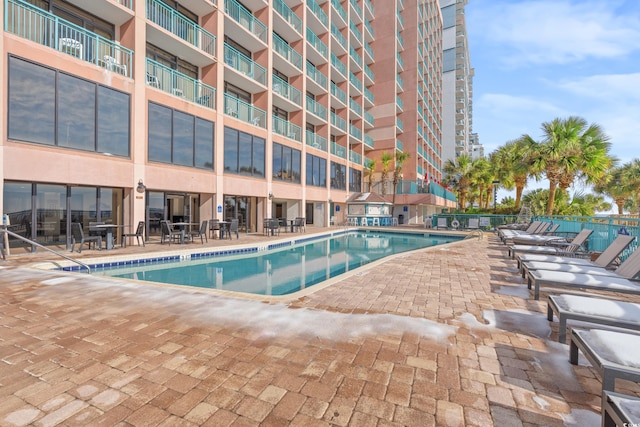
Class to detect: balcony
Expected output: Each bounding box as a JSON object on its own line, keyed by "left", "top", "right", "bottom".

{"left": 349, "top": 123, "right": 362, "bottom": 140}
{"left": 349, "top": 21, "right": 362, "bottom": 46}
{"left": 306, "top": 96, "right": 327, "bottom": 120}
{"left": 273, "top": 116, "right": 302, "bottom": 142}
{"left": 396, "top": 32, "right": 404, "bottom": 50}
{"left": 349, "top": 71, "right": 362, "bottom": 93}
{"left": 364, "top": 134, "right": 374, "bottom": 149}
{"left": 307, "top": 0, "right": 328, "bottom": 31}
{"left": 331, "top": 141, "right": 347, "bottom": 159}
{"left": 306, "top": 27, "right": 328, "bottom": 62}
{"left": 224, "top": 0, "right": 267, "bottom": 44}
{"left": 364, "top": 42, "right": 374, "bottom": 62}
{"left": 330, "top": 82, "right": 347, "bottom": 105}
{"left": 224, "top": 93, "right": 267, "bottom": 128}
{"left": 330, "top": 111, "right": 347, "bottom": 133}
{"left": 63, "top": 0, "right": 134, "bottom": 26}
{"left": 396, "top": 74, "right": 404, "bottom": 92}
{"left": 397, "top": 53, "right": 404, "bottom": 70}
{"left": 273, "top": 0, "right": 302, "bottom": 36}
{"left": 223, "top": 43, "right": 266, "bottom": 89}
{"left": 146, "top": 0, "right": 216, "bottom": 67}
{"left": 349, "top": 46, "right": 362, "bottom": 70}
{"left": 330, "top": 23, "right": 347, "bottom": 55}
{"left": 6, "top": 0, "right": 134, "bottom": 77}
{"left": 363, "top": 19, "right": 374, "bottom": 40}
{"left": 397, "top": 11, "right": 404, "bottom": 29}
{"left": 147, "top": 59, "right": 215, "bottom": 108}
{"left": 306, "top": 61, "right": 328, "bottom": 93}
{"left": 396, "top": 95, "right": 403, "bottom": 111}
{"left": 349, "top": 98, "right": 362, "bottom": 117}
{"left": 396, "top": 139, "right": 403, "bottom": 151}
{"left": 364, "top": 111, "right": 374, "bottom": 126}
{"left": 331, "top": 0, "right": 347, "bottom": 27}
{"left": 364, "top": 0, "right": 374, "bottom": 17}
{"left": 349, "top": 150, "right": 362, "bottom": 165}
{"left": 331, "top": 52, "right": 347, "bottom": 81}
{"left": 273, "top": 33, "right": 303, "bottom": 73}
{"left": 364, "top": 87, "right": 374, "bottom": 105}
{"left": 306, "top": 130, "right": 328, "bottom": 151}
{"left": 363, "top": 64, "right": 374, "bottom": 84}
{"left": 396, "top": 118, "right": 404, "bottom": 133}
{"left": 273, "top": 75, "right": 302, "bottom": 109}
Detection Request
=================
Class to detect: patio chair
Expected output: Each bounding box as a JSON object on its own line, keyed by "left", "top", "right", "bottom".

{"left": 122, "top": 221, "right": 145, "bottom": 248}
{"left": 569, "top": 328, "right": 640, "bottom": 392}
{"left": 189, "top": 220, "right": 208, "bottom": 244}
{"left": 227, "top": 218, "right": 239, "bottom": 239}
{"left": 520, "top": 236, "right": 638, "bottom": 279}
{"left": 498, "top": 220, "right": 542, "bottom": 241}
{"left": 268, "top": 218, "right": 280, "bottom": 236}
{"left": 160, "top": 220, "right": 181, "bottom": 245}
{"left": 436, "top": 217, "right": 448, "bottom": 229}
{"left": 508, "top": 228, "right": 593, "bottom": 259}
{"left": 510, "top": 223, "right": 561, "bottom": 245}
{"left": 71, "top": 223, "right": 101, "bottom": 253}
{"left": 516, "top": 234, "right": 635, "bottom": 271}
{"left": 501, "top": 221, "right": 551, "bottom": 244}
{"left": 547, "top": 294, "right": 640, "bottom": 343}
{"left": 294, "top": 217, "right": 305, "bottom": 232}
{"left": 602, "top": 391, "right": 640, "bottom": 427}
{"left": 525, "top": 246, "right": 640, "bottom": 300}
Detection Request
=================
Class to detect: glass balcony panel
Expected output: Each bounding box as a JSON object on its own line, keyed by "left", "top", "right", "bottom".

{"left": 147, "top": 0, "right": 216, "bottom": 56}
{"left": 330, "top": 111, "right": 346, "bottom": 131}
{"left": 331, "top": 0, "right": 347, "bottom": 22}
{"left": 396, "top": 118, "right": 404, "bottom": 131}
{"left": 349, "top": 21, "right": 362, "bottom": 41}
{"left": 397, "top": 53, "right": 404, "bottom": 69}
{"left": 364, "top": 111, "right": 374, "bottom": 125}
{"left": 306, "top": 61, "right": 328, "bottom": 89}
{"left": 364, "top": 0, "right": 373, "bottom": 14}
{"left": 146, "top": 58, "right": 216, "bottom": 107}
{"left": 364, "top": 64, "right": 374, "bottom": 81}
{"left": 396, "top": 74, "right": 404, "bottom": 90}
{"left": 308, "top": 0, "right": 328, "bottom": 27}
{"left": 364, "top": 87, "right": 374, "bottom": 103}
{"left": 274, "top": 0, "right": 302, "bottom": 33}
{"left": 396, "top": 96, "right": 403, "bottom": 110}
{"left": 349, "top": 124, "right": 362, "bottom": 140}
{"left": 350, "top": 0, "right": 362, "bottom": 18}
{"left": 349, "top": 72, "right": 362, "bottom": 92}
{"left": 273, "top": 33, "right": 303, "bottom": 69}
{"left": 349, "top": 98, "right": 361, "bottom": 116}
{"left": 364, "top": 20, "right": 374, "bottom": 37}
{"left": 396, "top": 140, "right": 403, "bottom": 151}
{"left": 224, "top": 43, "right": 266, "bottom": 85}
{"left": 364, "top": 134, "right": 374, "bottom": 148}
{"left": 225, "top": 0, "right": 267, "bottom": 42}
{"left": 331, "top": 141, "right": 346, "bottom": 159}
{"left": 306, "top": 96, "right": 327, "bottom": 119}
{"left": 6, "top": 0, "right": 134, "bottom": 77}
{"left": 349, "top": 46, "right": 362, "bottom": 66}
{"left": 273, "top": 75, "right": 302, "bottom": 105}
{"left": 364, "top": 42, "right": 374, "bottom": 60}
{"left": 331, "top": 23, "right": 346, "bottom": 46}
{"left": 224, "top": 93, "right": 267, "bottom": 128}
{"left": 306, "top": 130, "right": 328, "bottom": 150}
{"left": 273, "top": 116, "right": 302, "bottom": 142}
{"left": 330, "top": 82, "right": 347, "bottom": 104}
{"left": 349, "top": 150, "right": 362, "bottom": 165}
{"left": 330, "top": 52, "right": 346, "bottom": 76}
{"left": 306, "top": 27, "right": 328, "bottom": 58}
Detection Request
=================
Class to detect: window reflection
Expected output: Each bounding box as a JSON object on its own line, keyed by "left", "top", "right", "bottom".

{"left": 224, "top": 126, "right": 265, "bottom": 177}
{"left": 58, "top": 73, "right": 96, "bottom": 151}
{"left": 98, "top": 86, "right": 130, "bottom": 156}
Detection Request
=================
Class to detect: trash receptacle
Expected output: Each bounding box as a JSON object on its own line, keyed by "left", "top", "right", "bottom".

{"left": 398, "top": 214, "right": 404, "bottom": 224}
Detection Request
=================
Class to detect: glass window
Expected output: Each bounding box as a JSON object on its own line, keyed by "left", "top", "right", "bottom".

{"left": 331, "top": 162, "right": 346, "bottom": 190}
{"left": 148, "top": 103, "right": 173, "bottom": 163}
{"left": 238, "top": 132, "right": 253, "bottom": 175}
{"left": 70, "top": 186, "right": 97, "bottom": 230}
{"left": 224, "top": 127, "right": 239, "bottom": 172}
{"left": 319, "top": 158, "right": 327, "bottom": 187}
{"left": 253, "top": 137, "right": 265, "bottom": 177}
{"left": 441, "top": 4, "right": 456, "bottom": 29}
{"left": 195, "top": 119, "right": 214, "bottom": 169}
{"left": 173, "top": 111, "right": 195, "bottom": 166}
{"left": 3, "top": 182, "right": 33, "bottom": 245}
{"left": 273, "top": 143, "right": 283, "bottom": 179}
{"left": 292, "top": 149, "right": 301, "bottom": 183}
{"left": 349, "top": 167, "right": 362, "bottom": 192}
{"left": 58, "top": 73, "right": 96, "bottom": 151}
{"left": 273, "top": 143, "right": 300, "bottom": 183}
{"left": 8, "top": 57, "right": 56, "bottom": 145}
{"left": 36, "top": 184, "right": 67, "bottom": 246}
{"left": 305, "top": 154, "right": 326, "bottom": 187}
{"left": 97, "top": 86, "right": 130, "bottom": 157}
{"left": 443, "top": 48, "right": 455, "bottom": 73}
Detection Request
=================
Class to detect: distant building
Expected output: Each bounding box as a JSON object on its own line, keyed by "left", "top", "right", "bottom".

{"left": 469, "top": 133, "right": 484, "bottom": 159}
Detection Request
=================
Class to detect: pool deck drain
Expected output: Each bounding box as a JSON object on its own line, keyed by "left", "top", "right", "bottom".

{"left": 1, "top": 227, "right": 639, "bottom": 426}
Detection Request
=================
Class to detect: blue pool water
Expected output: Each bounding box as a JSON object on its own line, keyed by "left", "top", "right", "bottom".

{"left": 95, "top": 231, "right": 460, "bottom": 296}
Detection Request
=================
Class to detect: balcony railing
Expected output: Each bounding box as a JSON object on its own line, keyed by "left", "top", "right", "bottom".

{"left": 331, "top": 52, "right": 346, "bottom": 76}
{"left": 306, "top": 130, "right": 327, "bottom": 151}
{"left": 396, "top": 95, "right": 403, "bottom": 110}
{"left": 349, "top": 46, "right": 362, "bottom": 66}
{"left": 224, "top": 43, "right": 266, "bottom": 85}
{"left": 224, "top": 93, "right": 267, "bottom": 128}
{"left": 274, "top": 0, "right": 302, "bottom": 33}
{"left": 273, "top": 75, "right": 302, "bottom": 106}
{"left": 396, "top": 74, "right": 404, "bottom": 91}
{"left": 308, "top": 0, "right": 328, "bottom": 27}
{"left": 331, "top": 0, "right": 347, "bottom": 23}
{"left": 349, "top": 149, "right": 362, "bottom": 165}
{"left": 397, "top": 53, "right": 404, "bottom": 69}
{"left": 349, "top": 21, "right": 362, "bottom": 41}
{"left": 364, "top": 87, "right": 374, "bottom": 103}
{"left": 273, "top": 116, "right": 302, "bottom": 142}
{"left": 331, "top": 141, "right": 346, "bottom": 159}
{"left": 364, "top": 111, "right": 374, "bottom": 125}
{"left": 330, "top": 111, "right": 347, "bottom": 131}
{"left": 364, "top": 64, "right": 374, "bottom": 81}
{"left": 396, "top": 118, "right": 404, "bottom": 132}
{"left": 349, "top": 124, "right": 362, "bottom": 140}
{"left": 273, "top": 33, "right": 303, "bottom": 69}
{"left": 331, "top": 82, "right": 347, "bottom": 104}
{"left": 147, "top": 58, "right": 216, "bottom": 108}
{"left": 364, "top": 19, "right": 374, "bottom": 37}
{"left": 364, "top": 0, "right": 374, "bottom": 15}
{"left": 306, "top": 96, "right": 327, "bottom": 119}
{"left": 147, "top": 0, "right": 216, "bottom": 57}
{"left": 364, "top": 42, "right": 374, "bottom": 60}
{"left": 364, "top": 134, "right": 374, "bottom": 148}
{"left": 331, "top": 22, "right": 346, "bottom": 46}
{"left": 349, "top": 98, "right": 362, "bottom": 116}
{"left": 349, "top": 72, "right": 362, "bottom": 92}
{"left": 225, "top": 0, "right": 267, "bottom": 42}
{"left": 306, "top": 27, "right": 328, "bottom": 58}
{"left": 306, "top": 61, "right": 328, "bottom": 89}
{"left": 396, "top": 139, "right": 403, "bottom": 150}
{"left": 6, "top": 0, "right": 134, "bottom": 77}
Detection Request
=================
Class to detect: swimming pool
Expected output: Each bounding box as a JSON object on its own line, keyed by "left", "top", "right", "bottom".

{"left": 94, "top": 231, "right": 461, "bottom": 296}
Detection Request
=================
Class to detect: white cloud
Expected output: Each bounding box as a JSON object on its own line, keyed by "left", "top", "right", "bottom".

{"left": 470, "top": 0, "right": 640, "bottom": 66}
{"left": 556, "top": 73, "right": 640, "bottom": 102}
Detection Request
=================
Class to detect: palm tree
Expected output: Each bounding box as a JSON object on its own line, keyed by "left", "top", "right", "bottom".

{"left": 469, "top": 157, "right": 491, "bottom": 209}
{"left": 365, "top": 159, "right": 377, "bottom": 192}
{"left": 443, "top": 153, "right": 473, "bottom": 211}
{"left": 391, "top": 151, "right": 410, "bottom": 214}
{"left": 528, "top": 116, "right": 612, "bottom": 215}
{"left": 379, "top": 152, "right": 393, "bottom": 196}
{"left": 593, "top": 165, "right": 633, "bottom": 214}
{"left": 494, "top": 137, "right": 536, "bottom": 209}
{"left": 621, "top": 159, "right": 640, "bottom": 214}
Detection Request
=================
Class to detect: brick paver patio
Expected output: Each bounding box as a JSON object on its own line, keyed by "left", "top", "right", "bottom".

{"left": 1, "top": 228, "right": 638, "bottom": 426}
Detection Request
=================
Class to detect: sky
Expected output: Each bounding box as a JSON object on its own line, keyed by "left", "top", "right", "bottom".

{"left": 465, "top": 0, "right": 640, "bottom": 205}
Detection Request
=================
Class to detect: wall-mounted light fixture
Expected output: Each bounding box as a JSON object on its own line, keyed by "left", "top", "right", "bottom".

{"left": 136, "top": 179, "right": 146, "bottom": 193}
{"left": 268, "top": 192, "right": 273, "bottom": 200}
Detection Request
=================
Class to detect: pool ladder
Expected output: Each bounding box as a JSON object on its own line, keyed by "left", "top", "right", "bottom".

{"left": 464, "top": 230, "right": 484, "bottom": 241}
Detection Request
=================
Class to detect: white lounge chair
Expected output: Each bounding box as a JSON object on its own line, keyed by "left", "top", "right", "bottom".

{"left": 569, "top": 328, "right": 640, "bottom": 391}
{"left": 602, "top": 391, "right": 640, "bottom": 427}
{"left": 510, "top": 223, "right": 561, "bottom": 245}
{"left": 500, "top": 221, "right": 548, "bottom": 244}
{"left": 498, "top": 220, "right": 541, "bottom": 241}
{"left": 526, "top": 249, "right": 640, "bottom": 300}
{"left": 547, "top": 294, "right": 640, "bottom": 343}
{"left": 508, "top": 228, "right": 593, "bottom": 260}
{"left": 516, "top": 234, "right": 635, "bottom": 271}
{"left": 522, "top": 243, "right": 640, "bottom": 281}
